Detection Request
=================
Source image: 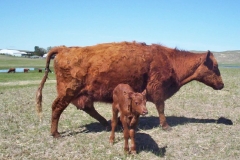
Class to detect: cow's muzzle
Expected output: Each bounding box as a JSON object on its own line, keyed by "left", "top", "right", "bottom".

{"left": 214, "top": 83, "right": 224, "bottom": 90}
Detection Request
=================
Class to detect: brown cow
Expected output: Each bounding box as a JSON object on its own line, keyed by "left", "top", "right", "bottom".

{"left": 7, "top": 68, "right": 15, "bottom": 73}
{"left": 24, "top": 68, "right": 29, "bottom": 73}
{"left": 36, "top": 41, "right": 224, "bottom": 138}
{"left": 38, "top": 68, "right": 42, "bottom": 73}
{"left": 109, "top": 84, "right": 147, "bottom": 154}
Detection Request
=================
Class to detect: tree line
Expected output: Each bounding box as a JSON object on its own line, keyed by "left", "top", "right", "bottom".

{"left": 34, "top": 46, "right": 53, "bottom": 57}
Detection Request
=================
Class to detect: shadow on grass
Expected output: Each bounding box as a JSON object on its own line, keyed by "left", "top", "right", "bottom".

{"left": 61, "top": 116, "right": 232, "bottom": 137}
{"left": 61, "top": 124, "right": 166, "bottom": 157}
{"left": 60, "top": 122, "right": 110, "bottom": 137}
{"left": 136, "top": 132, "right": 167, "bottom": 157}
{"left": 138, "top": 116, "right": 233, "bottom": 130}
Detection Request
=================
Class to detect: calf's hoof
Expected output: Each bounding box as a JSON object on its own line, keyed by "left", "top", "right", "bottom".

{"left": 162, "top": 124, "right": 172, "bottom": 131}
{"left": 109, "top": 138, "right": 114, "bottom": 145}
{"left": 124, "top": 147, "right": 130, "bottom": 154}
{"left": 130, "top": 150, "right": 137, "bottom": 154}
{"left": 51, "top": 132, "right": 61, "bottom": 138}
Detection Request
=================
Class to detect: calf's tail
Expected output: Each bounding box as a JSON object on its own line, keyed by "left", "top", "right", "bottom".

{"left": 35, "top": 47, "right": 60, "bottom": 122}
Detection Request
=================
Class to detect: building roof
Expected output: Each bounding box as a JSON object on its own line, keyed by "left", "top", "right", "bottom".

{"left": 0, "top": 49, "right": 27, "bottom": 55}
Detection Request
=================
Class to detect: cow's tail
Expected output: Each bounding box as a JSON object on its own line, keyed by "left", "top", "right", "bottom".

{"left": 35, "top": 47, "right": 60, "bottom": 122}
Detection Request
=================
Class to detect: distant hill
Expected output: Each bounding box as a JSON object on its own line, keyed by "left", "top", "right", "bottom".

{"left": 213, "top": 50, "right": 240, "bottom": 64}
{"left": 192, "top": 50, "right": 240, "bottom": 64}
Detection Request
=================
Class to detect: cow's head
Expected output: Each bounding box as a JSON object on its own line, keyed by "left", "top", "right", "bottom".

{"left": 195, "top": 51, "right": 224, "bottom": 90}
{"left": 128, "top": 90, "right": 148, "bottom": 115}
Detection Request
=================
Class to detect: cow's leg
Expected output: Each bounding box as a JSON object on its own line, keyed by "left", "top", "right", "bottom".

{"left": 72, "top": 95, "right": 109, "bottom": 128}
{"left": 82, "top": 102, "right": 109, "bottom": 128}
{"left": 109, "top": 103, "right": 119, "bottom": 144}
{"left": 51, "top": 96, "right": 70, "bottom": 138}
{"left": 156, "top": 101, "right": 171, "bottom": 130}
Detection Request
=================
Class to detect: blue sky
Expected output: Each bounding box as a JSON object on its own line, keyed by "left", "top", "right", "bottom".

{"left": 0, "top": 0, "right": 239, "bottom": 51}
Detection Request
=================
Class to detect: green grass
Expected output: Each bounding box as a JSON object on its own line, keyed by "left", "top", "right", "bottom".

{"left": 0, "top": 72, "right": 55, "bottom": 83}
{"left": 0, "top": 68, "right": 239, "bottom": 159}
{"left": 0, "top": 55, "right": 240, "bottom": 159}
{"left": 0, "top": 55, "right": 49, "bottom": 69}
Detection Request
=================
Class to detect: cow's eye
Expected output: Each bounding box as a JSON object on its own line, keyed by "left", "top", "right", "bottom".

{"left": 213, "top": 65, "right": 218, "bottom": 70}
{"left": 135, "top": 102, "right": 138, "bottom": 105}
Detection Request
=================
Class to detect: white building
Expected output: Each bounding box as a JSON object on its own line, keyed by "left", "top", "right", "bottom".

{"left": 0, "top": 49, "right": 28, "bottom": 57}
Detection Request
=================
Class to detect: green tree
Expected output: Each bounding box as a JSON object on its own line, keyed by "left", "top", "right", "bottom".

{"left": 34, "top": 46, "right": 47, "bottom": 57}
{"left": 47, "top": 46, "right": 53, "bottom": 52}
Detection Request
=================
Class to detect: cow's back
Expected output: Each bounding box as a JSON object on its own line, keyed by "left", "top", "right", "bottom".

{"left": 54, "top": 42, "right": 155, "bottom": 102}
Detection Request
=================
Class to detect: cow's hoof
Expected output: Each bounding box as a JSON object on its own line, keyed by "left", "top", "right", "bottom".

{"left": 130, "top": 150, "right": 137, "bottom": 154}
{"left": 105, "top": 125, "right": 111, "bottom": 131}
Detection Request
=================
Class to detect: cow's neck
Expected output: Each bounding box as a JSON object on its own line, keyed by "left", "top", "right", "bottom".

{"left": 170, "top": 50, "right": 202, "bottom": 87}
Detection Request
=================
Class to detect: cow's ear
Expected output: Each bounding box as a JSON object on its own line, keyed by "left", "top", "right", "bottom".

{"left": 206, "top": 50, "right": 212, "bottom": 60}
{"left": 200, "top": 50, "right": 212, "bottom": 63}
{"left": 205, "top": 50, "right": 212, "bottom": 61}
{"left": 128, "top": 92, "right": 134, "bottom": 99}
{"left": 203, "top": 50, "right": 214, "bottom": 67}
{"left": 142, "top": 89, "right": 146, "bottom": 96}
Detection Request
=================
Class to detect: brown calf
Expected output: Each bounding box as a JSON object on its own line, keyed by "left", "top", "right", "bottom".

{"left": 36, "top": 42, "right": 224, "bottom": 138}
{"left": 7, "top": 68, "right": 15, "bottom": 73}
{"left": 110, "top": 84, "right": 147, "bottom": 154}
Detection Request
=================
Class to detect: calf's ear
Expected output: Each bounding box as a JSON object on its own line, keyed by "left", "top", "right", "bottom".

{"left": 142, "top": 89, "right": 146, "bottom": 96}
{"left": 128, "top": 92, "right": 134, "bottom": 99}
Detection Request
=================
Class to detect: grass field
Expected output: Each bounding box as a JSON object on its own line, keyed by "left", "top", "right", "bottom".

{"left": 0, "top": 55, "right": 55, "bottom": 85}
{"left": 0, "top": 55, "right": 47, "bottom": 69}
{"left": 0, "top": 55, "right": 240, "bottom": 159}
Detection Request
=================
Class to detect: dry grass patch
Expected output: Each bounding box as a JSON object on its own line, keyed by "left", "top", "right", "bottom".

{"left": 0, "top": 68, "right": 240, "bottom": 159}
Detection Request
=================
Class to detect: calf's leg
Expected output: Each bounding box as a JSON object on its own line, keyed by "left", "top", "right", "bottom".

{"left": 129, "top": 118, "right": 138, "bottom": 154}
{"left": 121, "top": 116, "right": 130, "bottom": 153}
{"left": 129, "top": 128, "right": 136, "bottom": 154}
{"left": 109, "top": 104, "right": 119, "bottom": 144}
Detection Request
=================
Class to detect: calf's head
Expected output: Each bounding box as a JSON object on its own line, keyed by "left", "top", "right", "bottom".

{"left": 195, "top": 51, "right": 224, "bottom": 90}
{"left": 128, "top": 90, "right": 148, "bottom": 115}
